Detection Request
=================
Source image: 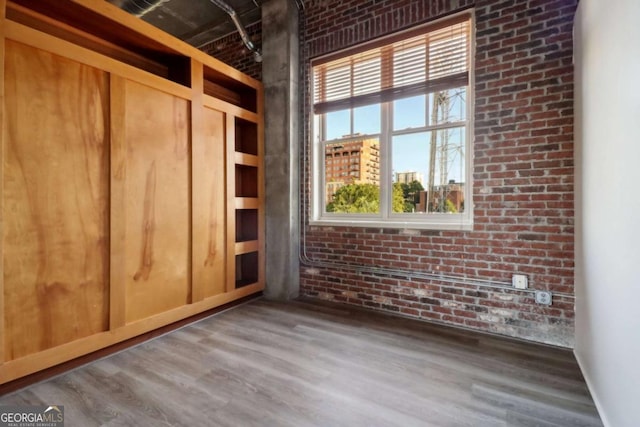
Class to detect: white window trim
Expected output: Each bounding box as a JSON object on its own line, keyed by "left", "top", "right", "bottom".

{"left": 309, "top": 11, "right": 475, "bottom": 231}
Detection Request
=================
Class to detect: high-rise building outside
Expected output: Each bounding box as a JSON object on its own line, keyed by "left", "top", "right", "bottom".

{"left": 395, "top": 171, "right": 424, "bottom": 185}
{"left": 324, "top": 137, "right": 380, "bottom": 203}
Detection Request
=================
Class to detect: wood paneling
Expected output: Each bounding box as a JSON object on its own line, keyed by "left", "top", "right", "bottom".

{"left": 109, "top": 75, "right": 127, "bottom": 330}
{"left": 189, "top": 60, "right": 203, "bottom": 303}
{"left": 2, "top": 41, "right": 110, "bottom": 360}
{"left": 192, "top": 107, "right": 227, "bottom": 299}
{"left": 203, "top": 94, "right": 258, "bottom": 123}
{"left": 6, "top": 0, "right": 260, "bottom": 94}
{"left": 4, "top": 21, "right": 192, "bottom": 101}
{"left": 0, "top": 0, "right": 263, "bottom": 384}
{"left": 225, "top": 114, "right": 237, "bottom": 293}
{"left": 117, "top": 80, "right": 190, "bottom": 323}
{"left": 6, "top": 3, "right": 170, "bottom": 79}
{"left": 0, "top": 294, "right": 260, "bottom": 395}
{"left": 0, "top": 283, "right": 262, "bottom": 384}
{"left": 256, "top": 88, "right": 265, "bottom": 289}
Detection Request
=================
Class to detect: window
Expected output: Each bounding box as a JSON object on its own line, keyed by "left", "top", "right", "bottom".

{"left": 311, "top": 12, "right": 473, "bottom": 230}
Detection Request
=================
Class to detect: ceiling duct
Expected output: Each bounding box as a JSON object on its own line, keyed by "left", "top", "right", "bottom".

{"left": 207, "top": 0, "right": 262, "bottom": 62}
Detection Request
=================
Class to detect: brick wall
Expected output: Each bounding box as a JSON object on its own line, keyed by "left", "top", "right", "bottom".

{"left": 300, "top": 0, "right": 577, "bottom": 347}
{"left": 200, "top": 21, "right": 262, "bottom": 80}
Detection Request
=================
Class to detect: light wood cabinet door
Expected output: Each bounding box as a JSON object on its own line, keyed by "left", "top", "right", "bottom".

{"left": 192, "top": 107, "right": 226, "bottom": 299}
{"left": 3, "top": 41, "right": 110, "bottom": 360}
{"left": 110, "top": 78, "right": 191, "bottom": 324}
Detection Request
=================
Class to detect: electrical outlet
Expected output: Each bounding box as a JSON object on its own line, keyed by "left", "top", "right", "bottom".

{"left": 535, "top": 291, "right": 552, "bottom": 305}
{"left": 512, "top": 274, "right": 528, "bottom": 289}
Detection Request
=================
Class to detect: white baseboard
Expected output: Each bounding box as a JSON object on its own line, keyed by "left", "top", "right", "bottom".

{"left": 574, "top": 349, "right": 611, "bottom": 427}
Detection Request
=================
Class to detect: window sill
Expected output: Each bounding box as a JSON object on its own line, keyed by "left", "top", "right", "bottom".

{"left": 309, "top": 217, "right": 473, "bottom": 231}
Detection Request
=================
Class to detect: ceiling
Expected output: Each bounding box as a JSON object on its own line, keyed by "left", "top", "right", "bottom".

{"left": 108, "top": 0, "right": 262, "bottom": 48}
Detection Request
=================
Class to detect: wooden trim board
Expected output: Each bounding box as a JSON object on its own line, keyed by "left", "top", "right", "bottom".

{"left": 109, "top": 74, "right": 127, "bottom": 330}
{"left": 0, "top": 0, "right": 6, "bottom": 366}
{"left": 0, "top": 293, "right": 262, "bottom": 396}
{"left": 4, "top": 21, "right": 192, "bottom": 100}
{"left": 0, "top": 284, "right": 263, "bottom": 384}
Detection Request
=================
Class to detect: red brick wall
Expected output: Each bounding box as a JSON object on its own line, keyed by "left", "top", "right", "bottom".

{"left": 200, "top": 22, "right": 262, "bottom": 80}
{"left": 301, "top": 0, "right": 577, "bottom": 347}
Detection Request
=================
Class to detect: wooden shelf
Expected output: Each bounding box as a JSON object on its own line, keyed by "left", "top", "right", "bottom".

{"left": 235, "top": 240, "right": 259, "bottom": 255}
{"left": 236, "top": 209, "right": 258, "bottom": 242}
{"left": 235, "top": 252, "right": 259, "bottom": 289}
{"left": 235, "top": 152, "right": 259, "bottom": 167}
{"left": 235, "top": 117, "right": 258, "bottom": 154}
{"left": 235, "top": 197, "right": 259, "bottom": 210}
{"left": 235, "top": 165, "right": 258, "bottom": 198}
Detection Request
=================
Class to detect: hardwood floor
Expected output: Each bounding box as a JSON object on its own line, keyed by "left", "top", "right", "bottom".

{"left": 0, "top": 298, "right": 602, "bottom": 426}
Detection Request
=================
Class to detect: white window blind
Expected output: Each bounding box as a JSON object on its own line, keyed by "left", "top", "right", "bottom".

{"left": 312, "top": 15, "right": 471, "bottom": 114}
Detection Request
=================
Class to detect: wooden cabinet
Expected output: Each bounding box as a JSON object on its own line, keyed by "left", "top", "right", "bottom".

{"left": 0, "top": 0, "right": 264, "bottom": 384}
{"left": 3, "top": 40, "right": 111, "bottom": 361}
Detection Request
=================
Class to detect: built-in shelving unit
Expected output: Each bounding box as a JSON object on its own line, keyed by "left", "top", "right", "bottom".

{"left": 229, "top": 116, "right": 263, "bottom": 291}
{"left": 0, "top": 0, "right": 264, "bottom": 385}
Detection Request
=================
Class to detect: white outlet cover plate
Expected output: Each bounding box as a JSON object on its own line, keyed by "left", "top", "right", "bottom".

{"left": 535, "top": 291, "right": 552, "bottom": 305}
{"left": 512, "top": 274, "right": 528, "bottom": 289}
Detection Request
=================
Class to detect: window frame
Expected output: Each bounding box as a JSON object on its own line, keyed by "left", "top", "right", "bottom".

{"left": 310, "top": 10, "right": 475, "bottom": 230}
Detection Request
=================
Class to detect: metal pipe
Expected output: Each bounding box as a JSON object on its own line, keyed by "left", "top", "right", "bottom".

{"left": 208, "top": 0, "right": 262, "bottom": 62}
{"left": 111, "top": 0, "right": 263, "bottom": 62}
{"left": 113, "top": 0, "right": 171, "bottom": 17}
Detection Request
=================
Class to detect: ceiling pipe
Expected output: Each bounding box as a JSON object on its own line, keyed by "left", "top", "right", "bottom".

{"left": 111, "top": 0, "right": 172, "bottom": 17}
{"left": 208, "top": 0, "right": 262, "bottom": 62}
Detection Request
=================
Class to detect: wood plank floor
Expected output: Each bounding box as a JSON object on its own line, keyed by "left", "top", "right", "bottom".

{"left": 0, "top": 298, "right": 602, "bottom": 426}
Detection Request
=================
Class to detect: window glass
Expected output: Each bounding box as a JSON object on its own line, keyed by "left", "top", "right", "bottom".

{"left": 394, "top": 95, "right": 426, "bottom": 131}
{"left": 325, "top": 109, "right": 350, "bottom": 140}
{"left": 392, "top": 132, "right": 429, "bottom": 213}
{"left": 428, "top": 87, "right": 467, "bottom": 126}
{"left": 354, "top": 104, "right": 381, "bottom": 136}
{"left": 392, "top": 127, "right": 465, "bottom": 213}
